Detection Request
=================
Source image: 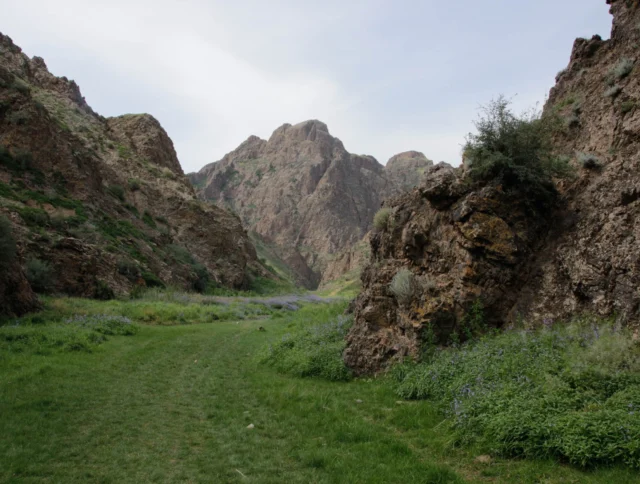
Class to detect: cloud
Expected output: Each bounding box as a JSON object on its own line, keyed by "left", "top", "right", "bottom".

{"left": 0, "top": 0, "right": 612, "bottom": 171}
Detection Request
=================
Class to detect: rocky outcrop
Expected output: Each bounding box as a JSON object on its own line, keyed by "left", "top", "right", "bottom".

{"left": 345, "top": 0, "right": 640, "bottom": 374}
{"left": 191, "top": 121, "right": 432, "bottom": 288}
{"left": 0, "top": 32, "right": 262, "bottom": 310}
{"left": 384, "top": 151, "right": 433, "bottom": 196}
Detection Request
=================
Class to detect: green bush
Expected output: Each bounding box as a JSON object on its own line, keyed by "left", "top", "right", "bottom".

{"left": 577, "top": 152, "right": 602, "bottom": 170}
{"left": 142, "top": 271, "right": 165, "bottom": 288}
{"left": 389, "top": 269, "right": 415, "bottom": 306}
{"left": 260, "top": 315, "right": 353, "bottom": 381}
{"left": 117, "top": 259, "right": 140, "bottom": 281}
{"left": 17, "top": 207, "right": 49, "bottom": 227}
{"left": 142, "top": 210, "right": 156, "bottom": 228}
{"left": 0, "top": 215, "right": 16, "bottom": 270}
{"left": 128, "top": 178, "right": 141, "bottom": 191}
{"left": 393, "top": 320, "right": 640, "bottom": 469}
{"left": 373, "top": 207, "right": 392, "bottom": 231}
{"left": 106, "top": 184, "right": 125, "bottom": 201}
{"left": 25, "top": 258, "right": 56, "bottom": 293}
{"left": 464, "top": 97, "right": 572, "bottom": 211}
{"left": 94, "top": 280, "right": 115, "bottom": 301}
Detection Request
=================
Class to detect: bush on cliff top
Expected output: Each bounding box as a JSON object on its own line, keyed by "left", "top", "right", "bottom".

{"left": 464, "top": 97, "right": 572, "bottom": 210}
{"left": 393, "top": 318, "right": 640, "bottom": 469}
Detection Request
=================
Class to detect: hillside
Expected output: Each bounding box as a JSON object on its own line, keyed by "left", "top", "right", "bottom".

{"left": 345, "top": 0, "right": 640, "bottom": 374}
{"left": 0, "top": 33, "right": 265, "bottom": 315}
{"left": 190, "top": 121, "right": 432, "bottom": 288}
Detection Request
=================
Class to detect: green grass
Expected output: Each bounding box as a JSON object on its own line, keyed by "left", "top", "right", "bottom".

{"left": 1, "top": 299, "right": 638, "bottom": 483}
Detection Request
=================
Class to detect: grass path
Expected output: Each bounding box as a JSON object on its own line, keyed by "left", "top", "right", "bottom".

{"left": 1, "top": 315, "right": 639, "bottom": 483}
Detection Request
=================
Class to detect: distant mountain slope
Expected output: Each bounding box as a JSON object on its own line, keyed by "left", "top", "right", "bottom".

{"left": 0, "top": 33, "right": 264, "bottom": 314}
{"left": 190, "top": 120, "right": 432, "bottom": 288}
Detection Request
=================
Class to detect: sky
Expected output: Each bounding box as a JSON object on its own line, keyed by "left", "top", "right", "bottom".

{"left": 1, "top": 0, "right": 612, "bottom": 172}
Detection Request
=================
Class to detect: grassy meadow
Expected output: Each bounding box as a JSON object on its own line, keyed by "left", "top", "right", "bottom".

{"left": 1, "top": 293, "right": 639, "bottom": 483}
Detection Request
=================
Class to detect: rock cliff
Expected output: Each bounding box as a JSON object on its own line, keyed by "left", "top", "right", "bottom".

{"left": 0, "top": 32, "right": 261, "bottom": 314}
{"left": 345, "top": 0, "right": 640, "bottom": 374}
{"left": 191, "top": 122, "right": 432, "bottom": 288}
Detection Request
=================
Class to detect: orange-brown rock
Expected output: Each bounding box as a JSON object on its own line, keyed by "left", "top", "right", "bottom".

{"left": 344, "top": 0, "right": 640, "bottom": 374}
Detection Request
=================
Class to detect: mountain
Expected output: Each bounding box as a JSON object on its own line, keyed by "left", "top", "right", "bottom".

{"left": 190, "top": 120, "right": 432, "bottom": 288}
{"left": 344, "top": 0, "right": 640, "bottom": 374}
{"left": 0, "top": 33, "right": 263, "bottom": 315}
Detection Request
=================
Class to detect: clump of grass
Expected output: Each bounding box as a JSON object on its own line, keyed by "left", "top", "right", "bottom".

{"left": 389, "top": 269, "right": 415, "bottom": 306}
{"left": 393, "top": 319, "right": 640, "bottom": 469}
{"left": 26, "top": 258, "right": 56, "bottom": 294}
{"left": 610, "top": 58, "right": 634, "bottom": 80}
{"left": 605, "top": 84, "right": 623, "bottom": 98}
{"left": 577, "top": 152, "right": 603, "bottom": 170}
{"left": 621, "top": 100, "right": 637, "bottom": 114}
{"left": 64, "top": 314, "right": 138, "bottom": 336}
{"left": 260, "top": 314, "right": 353, "bottom": 381}
{"left": 142, "top": 210, "right": 156, "bottom": 228}
{"left": 373, "top": 207, "right": 392, "bottom": 231}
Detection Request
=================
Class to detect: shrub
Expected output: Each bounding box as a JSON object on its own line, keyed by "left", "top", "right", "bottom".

{"left": 0, "top": 215, "right": 16, "bottom": 270}
{"left": 106, "top": 184, "right": 125, "bottom": 201}
{"left": 393, "top": 320, "right": 640, "bottom": 469}
{"left": 142, "top": 271, "right": 165, "bottom": 288}
{"left": 118, "top": 259, "right": 140, "bottom": 281}
{"left": 128, "top": 178, "right": 141, "bottom": 191}
{"left": 94, "top": 280, "right": 115, "bottom": 300}
{"left": 260, "top": 315, "right": 353, "bottom": 381}
{"left": 6, "top": 110, "right": 30, "bottom": 125}
{"left": 389, "top": 269, "right": 415, "bottom": 306}
{"left": 610, "top": 58, "right": 634, "bottom": 80}
{"left": 464, "top": 97, "right": 572, "bottom": 211}
{"left": 25, "top": 258, "right": 55, "bottom": 293}
{"left": 373, "top": 207, "right": 392, "bottom": 231}
{"left": 577, "top": 152, "right": 602, "bottom": 170}
{"left": 142, "top": 210, "right": 156, "bottom": 228}
{"left": 17, "top": 207, "right": 49, "bottom": 227}
{"left": 621, "top": 100, "right": 637, "bottom": 114}
{"left": 605, "top": 84, "right": 623, "bottom": 98}
{"left": 555, "top": 68, "right": 568, "bottom": 81}
{"left": 191, "top": 262, "right": 210, "bottom": 293}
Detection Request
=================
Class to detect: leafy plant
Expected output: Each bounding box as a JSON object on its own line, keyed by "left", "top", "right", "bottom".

{"left": 394, "top": 319, "right": 640, "bottom": 469}
{"left": 464, "top": 97, "right": 572, "bottom": 211}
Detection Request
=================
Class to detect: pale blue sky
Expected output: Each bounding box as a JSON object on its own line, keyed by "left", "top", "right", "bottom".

{"left": 2, "top": 0, "right": 612, "bottom": 171}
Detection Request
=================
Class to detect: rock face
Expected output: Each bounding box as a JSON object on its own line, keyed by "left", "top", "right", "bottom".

{"left": 191, "top": 122, "right": 432, "bottom": 288}
{"left": 0, "top": 32, "right": 261, "bottom": 312}
{"left": 345, "top": 0, "right": 640, "bottom": 374}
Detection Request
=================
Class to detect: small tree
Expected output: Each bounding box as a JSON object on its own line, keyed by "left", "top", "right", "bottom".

{"left": 464, "top": 97, "right": 572, "bottom": 211}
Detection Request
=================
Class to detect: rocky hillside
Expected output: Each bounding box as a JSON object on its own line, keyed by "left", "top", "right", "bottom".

{"left": 190, "top": 121, "right": 432, "bottom": 288}
{"left": 345, "top": 0, "right": 640, "bottom": 374}
{"left": 0, "top": 33, "right": 263, "bottom": 315}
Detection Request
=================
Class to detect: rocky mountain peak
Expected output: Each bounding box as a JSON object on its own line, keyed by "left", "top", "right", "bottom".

{"left": 191, "top": 119, "right": 433, "bottom": 288}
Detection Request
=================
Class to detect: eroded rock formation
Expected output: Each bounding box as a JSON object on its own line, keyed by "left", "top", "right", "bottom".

{"left": 0, "top": 32, "right": 262, "bottom": 313}
{"left": 345, "top": 0, "right": 640, "bottom": 374}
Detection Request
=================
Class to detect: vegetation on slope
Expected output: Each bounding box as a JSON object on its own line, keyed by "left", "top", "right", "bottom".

{"left": 464, "top": 97, "right": 573, "bottom": 210}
